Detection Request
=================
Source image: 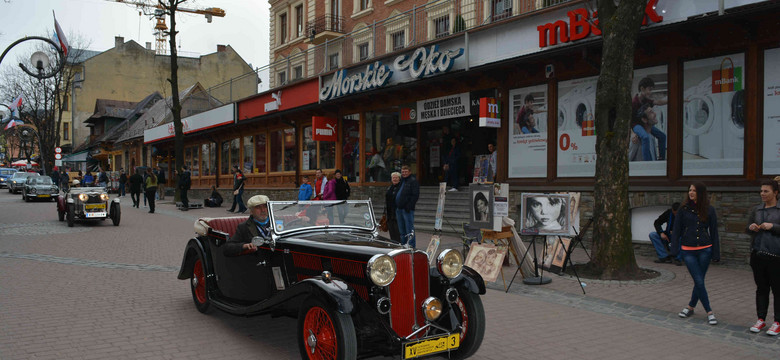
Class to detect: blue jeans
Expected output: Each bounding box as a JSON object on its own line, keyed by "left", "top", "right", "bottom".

{"left": 119, "top": 183, "right": 126, "bottom": 196}
{"left": 229, "top": 188, "right": 246, "bottom": 212}
{"left": 395, "top": 208, "right": 416, "bottom": 248}
{"left": 649, "top": 232, "right": 682, "bottom": 260}
{"left": 682, "top": 247, "right": 713, "bottom": 312}
{"left": 633, "top": 125, "right": 666, "bottom": 161}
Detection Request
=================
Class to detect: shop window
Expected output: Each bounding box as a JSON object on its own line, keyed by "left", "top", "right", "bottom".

{"left": 255, "top": 133, "right": 267, "bottom": 173}
{"left": 243, "top": 136, "right": 254, "bottom": 174}
{"left": 221, "top": 141, "right": 230, "bottom": 175}
{"left": 434, "top": 15, "right": 450, "bottom": 38}
{"left": 365, "top": 110, "right": 417, "bottom": 182}
{"left": 358, "top": 43, "right": 369, "bottom": 62}
{"left": 342, "top": 114, "right": 360, "bottom": 182}
{"left": 191, "top": 146, "right": 199, "bottom": 177}
{"left": 201, "top": 143, "right": 216, "bottom": 176}
{"left": 230, "top": 138, "right": 240, "bottom": 171}
{"left": 392, "top": 31, "right": 405, "bottom": 51}
{"left": 303, "top": 126, "right": 317, "bottom": 171}
{"left": 270, "top": 128, "right": 297, "bottom": 172}
{"left": 185, "top": 147, "right": 192, "bottom": 177}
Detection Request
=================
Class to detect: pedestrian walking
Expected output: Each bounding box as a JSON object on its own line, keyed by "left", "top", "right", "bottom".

{"left": 384, "top": 171, "right": 402, "bottom": 242}
{"left": 671, "top": 182, "right": 720, "bottom": 325}
{"left": 59, "top": 168, "right": 70, "bottom": 192}
{"left": 142, "top": 169, "right": 148, "bottom": 207}
{"left": 746, "top": 179, "right": 780, "bottom": 336}
{"left": 395, "top": 165, "right": 419, "bottom": 248}
{"left": 144, "top": 168, "right": 158, "bottom": 213}
{"left": 118, "top": 168, "right": 127, "bottom": 197}
{"left": 226, "top": 165, "right": 246, "bottom": 213}
{"left": 178, "top": 166, "right": 191, "bottom": 211}
{"left": 156, "top": 166, "right": 166, "bottom": 200}
{"left": 128, "top": 168, "right": 143, "bottom": 208}
{"left": 50, "top": 167, "right": 60, "bottom": 188}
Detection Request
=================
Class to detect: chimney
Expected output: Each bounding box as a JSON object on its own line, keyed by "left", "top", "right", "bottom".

{"left": 145, "top": 42, "right": 152, "bottom": 50}
{"left": 217, "top": 44, "right": 227, "bottom": 53}
{"left": 115, "top": 36, "right": 124, "bottom": 49}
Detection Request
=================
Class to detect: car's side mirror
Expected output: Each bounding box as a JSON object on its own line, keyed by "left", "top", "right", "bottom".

{"left": 251, "top": 235, "right": 275, "bottom": 251}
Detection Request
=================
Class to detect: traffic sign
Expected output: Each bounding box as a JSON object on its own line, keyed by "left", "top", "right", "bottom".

{"left": 54, "top": 153, "right": 62, "bottom": 160}
{"left": 55, "top": 147, "right": 62, "bottom": 154}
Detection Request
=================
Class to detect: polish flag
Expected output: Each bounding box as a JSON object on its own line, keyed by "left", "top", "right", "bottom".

{"left": 53, "top": 11, "right": 69, "bottom": 57}
{"left": 8, "top": 95, "right": 22, "bottom": 111}
{"left": 4, "top": 120, "right": 22, "bottom": 130}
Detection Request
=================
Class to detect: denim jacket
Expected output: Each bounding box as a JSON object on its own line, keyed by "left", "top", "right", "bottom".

{"left": 746, "top": 203, "right": 780, "bottom": 257}
{"left": 670, "top": 204, "right": 720, "bottom": 261}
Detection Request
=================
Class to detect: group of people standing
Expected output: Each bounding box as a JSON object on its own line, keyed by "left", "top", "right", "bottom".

{"left": 384, "top": 165, "right": 419, "bottom": 248}
{"left": 116, "top": 165, "right": 191, "bottom": 214}
{"left": 296, "top": 168, "right": 351, "bottom": 223}
{"left": 648, "top": 180, "right": 780, "bottom": 335}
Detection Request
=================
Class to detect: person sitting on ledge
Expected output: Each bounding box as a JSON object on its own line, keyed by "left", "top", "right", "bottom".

{"left": 650, "top": 202, "right": 682, "bottom": 265}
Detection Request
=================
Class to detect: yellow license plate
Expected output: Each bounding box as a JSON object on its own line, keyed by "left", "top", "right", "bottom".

{"left": 404, "top": 334, "right": 459, "bottom": 359}
{"left": 37, "top": 194, "right": 50, "bottom": 197}
{"left": 85, "top": 204, "right": 105, "bottom": 210}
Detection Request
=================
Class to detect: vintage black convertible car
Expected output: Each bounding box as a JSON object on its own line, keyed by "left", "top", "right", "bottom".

{"left": 177, "top": 200, "right": 486, "bottom": 359}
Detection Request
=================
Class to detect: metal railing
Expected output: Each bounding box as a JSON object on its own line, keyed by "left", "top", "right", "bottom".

{"left": 206, "top": 0, "right": 574, "bottom": 98}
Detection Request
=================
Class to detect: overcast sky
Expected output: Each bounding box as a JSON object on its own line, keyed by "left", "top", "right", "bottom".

{"left": 0, "top": 0, "right": 270, "bottom": 80}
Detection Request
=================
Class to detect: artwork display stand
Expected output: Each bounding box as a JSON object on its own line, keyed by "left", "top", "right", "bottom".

{"left": 554, "top": 235, "right": 586, "bottom": 295}
{"left": 568, "top": 218, "right": 593, "bottom": 263}
{"left": 478, "top": 227, "right": 520, "bottom": 291}
{"left": 506, "top": 235, "right": 551, "bottom": 293}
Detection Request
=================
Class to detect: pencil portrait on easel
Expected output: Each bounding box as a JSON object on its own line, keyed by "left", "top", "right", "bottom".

{"left": 520, "top": 193, "right": 571, "bottom": 236}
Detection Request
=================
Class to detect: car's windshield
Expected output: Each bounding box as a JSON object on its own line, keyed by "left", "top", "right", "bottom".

{"left": 269, "top": 200, "right": 375, "bottom": 234}
{"left": 12, "top": 173, "right": 31, "bottom": 179}
{"left": 34, "top": 177, "right": 53, "bottom": 185}
{"left": 0, "top": 170, "right": 15, "bottom": 175}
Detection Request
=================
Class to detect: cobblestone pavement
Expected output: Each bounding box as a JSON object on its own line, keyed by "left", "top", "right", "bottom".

{"left": 0, "top": 192, "right": 777, "bottom": 359}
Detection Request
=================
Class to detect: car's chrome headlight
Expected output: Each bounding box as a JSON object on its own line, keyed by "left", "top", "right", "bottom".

{"left": 422, "top": 297, "right": 443, "bottom": 321}
{"left": 437, "top": 249, "right": 464, "bottom": 279}
{"left": 78, "top": 193, "right": 88, "bottom": 201}
{"left": 367, "top": 254, "right": 396, "bottom": 287}
{"left": 100, "top": 193, "right": 109, "bottom": 201}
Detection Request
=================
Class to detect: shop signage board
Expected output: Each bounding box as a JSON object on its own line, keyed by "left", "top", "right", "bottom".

{"left": 628, "top": 65, "right": 668, "bottom": 176}
{"left": 508, "top": 84, "right": 547, "bottom": 178}
{"left": 264, "top": 91, "right": 282, "bottom": 112}
{"left": 763, "top": 48, "right": 780, "bottom": 174}
{"left": 312, "top": 116, "right": 338, "bottom": 142}
{"left": 239, "top": 79, "right": 319, "bottom": 120}
{"left": 682, "top": 53, "right": 745, "bottom": 176}
{"left": 416, "top": 93, "right": 470, "bottom": 123}
{"left": 144, "top": 104, "right": 234, "bottom": 144}
{"left": 478, "top": 97, "right": 500, "bottom": 128}
{"left": 556, "top": 76, "right": 598, "bottom": 177}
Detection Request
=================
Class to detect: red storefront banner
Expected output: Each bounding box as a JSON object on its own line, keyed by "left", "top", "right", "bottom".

{"left": 237, "top": 79, "right": 319, "bottom": 120}
{"left": 312, "top": 117, "right": 338, "bottom": 142}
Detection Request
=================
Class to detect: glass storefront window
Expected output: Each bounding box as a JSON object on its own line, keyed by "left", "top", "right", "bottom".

{"left": 221, "top": 141, "right": 230, "bottom": 175}
{"left": 255, "top": 133, "right": 266, "bottom": 173}
{"left": 201, "top": 143, "right": 214, "bottom": 176}
{"left": 185, "top": 147, "right": 192, "bottom": 176}
{"left": 270, "top": 130, "right": 283, "bottom": 172}
{"left": 284, "top": 128, "right": 296, "bottom": 172}
{"left": 230, "top": 138, "right": 240, "bottom": 170}
{"left": 192, "top": 146, "right": 199, "bottom": 177}
{"left": 303, "top": 126, "right": 317, "bottom": 171}
{"left": 365, "top": 110, "right": 416, "bottom": 182}
{"left": 319, "top": 141, "right": 335, "bottom": 170}
{"left": 243, "top": 136, "right": 254, "bottom": 174}
{"left": 342, "top": 114, "right": 360, "bottom": 182}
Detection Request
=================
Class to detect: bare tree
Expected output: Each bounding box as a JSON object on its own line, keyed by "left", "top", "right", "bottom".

{"left": 588, "top": 0, "right": 648, "bottom": 279}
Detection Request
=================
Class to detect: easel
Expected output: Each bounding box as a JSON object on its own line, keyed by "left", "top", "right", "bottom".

{"left": 552, "top": 235, "right": 586, "bottom": 295}
{"left": 479, "top": 226, "right": 522, "bottom": 291}
{"left": 507, "top": 233, "right": 551, "bottom": 293}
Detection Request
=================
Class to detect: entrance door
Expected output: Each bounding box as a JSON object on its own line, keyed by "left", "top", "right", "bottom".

{"left": 419, "top": 119, "right": 496, "bottom": 186}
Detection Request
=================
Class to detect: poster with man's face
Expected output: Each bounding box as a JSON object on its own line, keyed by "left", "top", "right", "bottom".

{"left": 629, "top": 65, "right": 668, "bottom": 176}
{"left": 508, "top": 84, "right": 547, "bottom": 178}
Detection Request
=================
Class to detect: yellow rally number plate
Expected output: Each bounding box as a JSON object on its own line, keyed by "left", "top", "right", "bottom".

{"left": 404, "top": 334, "right": 459, "bottom": 359}
{"left": 85, "top": 204, "right": 105, "bottom": 210}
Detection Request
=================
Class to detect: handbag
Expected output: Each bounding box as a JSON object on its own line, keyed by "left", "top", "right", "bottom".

{"left": 379, "top": 211, "right": 389, "bottom": 232}
{"left": 233, "top": 189, "right": 239, "bottom": 196}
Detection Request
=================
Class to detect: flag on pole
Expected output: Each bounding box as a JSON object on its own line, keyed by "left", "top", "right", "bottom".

{"left": 53, "top": 11, "right": 69, "bottom": 57}
{"left": 8, "top": 95, "right": 22, "bottom": 111}
{"left": 4, "top": 119, "right": 22, "bottom": 130}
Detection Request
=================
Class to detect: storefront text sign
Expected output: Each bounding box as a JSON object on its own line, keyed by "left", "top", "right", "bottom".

{"left": 319, "top": 62, "right": 392, "bottom": 101}
{"left": 537, "top": 0, "right": 663, "bottom": 48}
{"left": 393, "top": 45, "right": 463, "bottom": 79}
{"left": 479, "top": 97, "right": 500, "bottom": 128}
{"left": 416, "top": 93, "right": 470, "bottom": 123}
{"left": 264, "top": 91, "right": 282, "bottom": 112}
{"left": 145, "top": 104, "right": 234, "bottom": 144}
{"left": 312, "top": 116, "right": 338, "bottom": 142}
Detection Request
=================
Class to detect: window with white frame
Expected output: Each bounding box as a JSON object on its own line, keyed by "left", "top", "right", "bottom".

{"left": 329, "top": 53, "right": 339, "bottom": 70}
{"left": 294, "top": 65, "right": 303, "bottom": 80}
{"left": 358, "top": 43, "right": 369, "bottom": 61}
{"left": 278, "top": 71, "right": 287, "bottom": 85}
{"left": 295, "top": 5, "right": 304, "bottom": 38}
{"left": 434, "top": 15, "right": 450, "bottom": 38}
{"left": 351, "top": 24, "right": 372, "bottom": 63}
{"left": 359, "top": 0, "right": 369, "bottom": 11}
{"left": 385, "top": 10, "right": 409, "bottom": 53}
{"left": 279, "top": 13, "right": 288, "bottom": 45}
{"left": 392, "top": 31, "right": 405, "bottom": 51}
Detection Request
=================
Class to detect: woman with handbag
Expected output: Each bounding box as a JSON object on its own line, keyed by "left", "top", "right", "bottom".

{"left": 746, "top": 179, "right": 780, "bottom": 336}
{"left": 671, "top": 182, "right": 720, "bottom": 326}
{"left": 383, "top": 172, "right": 402, "bottom": 242}
{"left": 227, "top": 165, "right": 247, "bottom": 213}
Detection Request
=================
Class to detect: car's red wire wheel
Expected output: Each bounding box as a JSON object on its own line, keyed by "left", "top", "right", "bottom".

{"left": 192, "top": 259, "right": 207, "bottom": 304}
{"left": 456, "top": 297, "right": 469, "bottom": 340}
{"left": 302, "top": 306, "right": 337, "bottom": 359}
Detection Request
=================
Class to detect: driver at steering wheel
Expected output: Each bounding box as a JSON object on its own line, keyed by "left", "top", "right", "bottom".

{"left": 224, "top": 195, "right": 271, "bottom": 256}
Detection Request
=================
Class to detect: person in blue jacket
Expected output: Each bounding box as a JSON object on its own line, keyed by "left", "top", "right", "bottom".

{"left": 298, "top": 175, "right": 313, "bottom": 201}
{"left": 671, "top": 182, "right": 720, "bottom": 326}
{"left": 395, "top": 165, "right": 419, "bottom": 248}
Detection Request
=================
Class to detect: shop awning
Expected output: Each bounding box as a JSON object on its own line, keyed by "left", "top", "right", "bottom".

{"left": 62, "top": 151, "right": 89, "bottom": 162}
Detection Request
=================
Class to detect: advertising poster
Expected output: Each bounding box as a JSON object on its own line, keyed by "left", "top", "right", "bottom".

{"left": 434, "top": 182, "right": 446, "bottom": 231}
{"left": 682, "top": 53, "right": 745, "bottom": 175}
{"left": 557, "top": 76, "right": 598, "bottom": 177}
{"left": 763, "top": 48, "right": 780, "bottom": 174}
{"left": 629, "top": 65, "right": 669, "bottom": 176}
{"left": 508, "top": 84, "right": 547, "bottom": 178}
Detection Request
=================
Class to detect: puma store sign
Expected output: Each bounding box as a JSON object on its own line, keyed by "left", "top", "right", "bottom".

{"left": 312, "top": 116, "right": 338, "bottom": 142}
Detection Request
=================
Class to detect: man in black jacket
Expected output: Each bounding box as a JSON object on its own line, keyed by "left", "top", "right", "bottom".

{"left": 395, "top": 165, "right": 419, "bottom": 248}
{"left": 650, "top": 202, "right": 681, "bottom": 265}
{"left": 128, "top": 168, "right": 144, "bottom": 208}
{"left": 156, "top": 166, "right": 166, "bottom": 200}
{"left": 333, "top": 169, "right": 350, "bottom": 223}
{"left": 227, "top": 165, "right": 247, "bottom": 213}
{"left": 224, "top": 195, "right": 271, "bottom": 257}
{"left": 178, "top": 166, "right": 191, "bottom": 211}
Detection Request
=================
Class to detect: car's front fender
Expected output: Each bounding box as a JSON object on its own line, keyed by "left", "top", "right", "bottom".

{"left": 177, "top": 237, "right": 210, "bottom": 281}
{"left": 450, "top": 266, "right": 486, "bottom": 295}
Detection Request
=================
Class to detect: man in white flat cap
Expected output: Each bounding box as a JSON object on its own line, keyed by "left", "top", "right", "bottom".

{"left": 224, "top": 195, "right": 271, "bottom": 257}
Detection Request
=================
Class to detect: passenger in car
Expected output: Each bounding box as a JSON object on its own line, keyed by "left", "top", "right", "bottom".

{"left": 224, "top": 195, "right": 271, "bottom": 257}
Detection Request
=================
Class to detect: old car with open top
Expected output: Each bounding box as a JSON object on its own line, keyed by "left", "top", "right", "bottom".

{"left": 57, "top": 180, "right": 120, "bottom": 227}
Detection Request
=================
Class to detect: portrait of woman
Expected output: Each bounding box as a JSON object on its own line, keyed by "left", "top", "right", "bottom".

{"left": 521, "top": 193, "right": 570, "bottom": 235}
{"left": 473, "top": 191, "right": 490, "bottom": 221}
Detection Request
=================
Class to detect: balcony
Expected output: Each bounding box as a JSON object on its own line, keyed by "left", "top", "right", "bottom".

{"left": 305, "top": 15, "right": 346, "bottom": 45}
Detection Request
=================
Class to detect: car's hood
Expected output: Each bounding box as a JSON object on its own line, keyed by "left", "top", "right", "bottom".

{"left": 280, "top": 232, "right": 404, "bottom": 260}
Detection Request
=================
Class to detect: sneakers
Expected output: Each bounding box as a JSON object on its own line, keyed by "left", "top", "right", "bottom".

{"left": 707, "top": 313, "right": 717, "bottom": 325}
{"left": 654, "top": 256, "right": 672, "bottom": 263}
{"left": 673, "top": 259, "right": 683, "bottom": 266}
{"left": 448, "top": 188, "right": 458, "bottom": 192}
{"left": 750, "top": 319, "right": 766, "bottom": 333}
{"left": 678, "top": 307, "right": 694, "bottom": 318}
{"left": 768, "top": 322, "right": 780, "bottom": 336}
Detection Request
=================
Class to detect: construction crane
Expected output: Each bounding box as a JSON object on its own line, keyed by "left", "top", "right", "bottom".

{"left": 107, "top": 0, "right": 226, "bottom": 55}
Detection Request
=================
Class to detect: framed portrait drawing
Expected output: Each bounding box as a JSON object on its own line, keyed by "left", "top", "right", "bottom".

{"left": 549, "top": 237, "right": 572, "bottom": 274}
{"left": 426, "top": 235, "right": 441, "bottom": 266}
{"left": 469, "top": 183, "right": 494, "bottom": 229}
{"left": 464, "top": 243, "right": 507, "bottom": 283}
{"left": 520, "top": 193, "right": 571, "bottom": 236}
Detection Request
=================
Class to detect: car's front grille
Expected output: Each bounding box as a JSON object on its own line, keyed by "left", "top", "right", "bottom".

{"left": 388, "top": 251, "right": 430, "bottom": 338}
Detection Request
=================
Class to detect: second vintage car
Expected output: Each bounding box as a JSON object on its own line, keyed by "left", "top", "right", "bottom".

{"left": 57, "top": 180, "right": 120, "bottom": 227}
{"left": 7, "top": 171, "right": 35, "bottom": 193}
{"left": 22, "top": 175, "right": 59, "bottom": 202}
{"left": 177, "top": 200, "right": 486, "bottom": 359}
